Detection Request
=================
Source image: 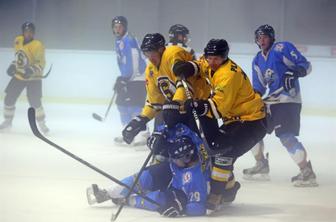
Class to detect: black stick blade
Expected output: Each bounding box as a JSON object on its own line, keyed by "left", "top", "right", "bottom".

{"left": 28, "top": 107, "right": 42, "bottom": 138}
{"left": 92, "top": 113, "right": 104, "bottom": 122}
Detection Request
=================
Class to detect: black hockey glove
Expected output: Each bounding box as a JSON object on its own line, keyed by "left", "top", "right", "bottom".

{"left": 113, "top": 76, "right": 129, "bottom": 95}
{"left": 172, "top": 61, "right": 197, "bottom": 78}
{"left": 23, "top": 66, "right": 34, "bottom": 79}
{"left": 146, "top": 131, "right": 170, "bottom": 157}
{"left": 158, "top": 188, "right": 187, "bottom": 217}
{"left": 162, "top": 101, "right": 183, "bottom": 128}
{"left": 283, "top": 71, "right": 298, "bottom": 92}
{"left": 122, "top": 115, "right": 149, "bottom": 144}
{"left": 185, "top": 99, "right": 210, "bottom": 117}
{"left": 6, "top": 62, "right": 16, "bottom": 77}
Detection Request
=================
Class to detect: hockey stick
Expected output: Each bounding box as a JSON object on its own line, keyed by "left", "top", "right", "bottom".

{"left": 111, "top": 150, "right": 154, "bottom": 221}
{"left": 92, "top": 91, "right": 116, "bottom": 122}
{"left": 41, "top": 64, "right": 53, "bottom": 79}
{"left": 180, "top": 79, "right": 217, "bottom": 156}
{"left": 263, "top": 86, "right": 284, "bottom": 103}
{"left": 27, "top": 107, "right": 159, "bottom": 206}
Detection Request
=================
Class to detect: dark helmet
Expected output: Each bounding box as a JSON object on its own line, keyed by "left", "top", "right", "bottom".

{"left": 21, "top": 22, "right": 35, "bottom": 33}
{"left": 254, "top": 24, "right": 275, "bottom": 43}
{"left": 140, "top": 33, "right": 165, "bottom": 52}
{"left": 168, "top": 136, "right": 196, "bottom": 159}
{"left": 204, "top": 39, "right": 229, "bottom": 59}
{"left": 112, "top": 16, "right": 128, "bottom": 30}
{"left": 169, "top": 24, "right": 189, "bottom": 41}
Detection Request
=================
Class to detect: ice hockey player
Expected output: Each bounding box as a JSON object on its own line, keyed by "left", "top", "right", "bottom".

{"left": 171, "top": 39, "right": 266, "bottom": 210}
{"left": 153, "top": 24, "right": 196, "bottom": 131}
{"left": 87, "top": 123, "right": 238, "bottom": 217}
{"left": 243, "top": 24, "right": 318, "bottom": 187}
{"left": 121, "top": 33, "right": 213, "bottom": 146}
{"left": 111, "top": 16, "right": 148, "bottom": 145}
{"left": 167, "top": 24, "right": 195, "bottom": 58}
{"left": 0, "top": 22, "right": 49, "bottom": 134}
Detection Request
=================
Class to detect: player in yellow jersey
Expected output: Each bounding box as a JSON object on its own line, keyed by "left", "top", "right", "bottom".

{"left": 0, "top": 22, "right": 49, "bottom": 134}
{"left": 173, "top": 39, "right": 267, "bottom": 211}
{"left": 121, "top": 33, "right": 215, "bottom": 146}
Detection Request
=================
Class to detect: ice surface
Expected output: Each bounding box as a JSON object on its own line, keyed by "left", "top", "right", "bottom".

{"left": 1, "top": 102, "right": 336, "bottom": 222}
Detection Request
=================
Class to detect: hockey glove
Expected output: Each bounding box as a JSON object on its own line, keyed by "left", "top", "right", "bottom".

{"left": 23, "top": 66, "right": 35, "bottom": 79}
{"left": 122, "top": 115, "right": 149, "bottom": 144}
{"left": 162, "top": 101, "right": 183, "bottom": 128}
{"left": 146, "top": 131, "right": 170, "bottom": 157}
{"left": 113, "top": 76, "right": 129, "bottom": 95}
{"left": 6, "top": 62, "right": 16, "bottom": 77}
{"left": 185, "top": 99, "right": 210, "bottom": 117}
{"left": 158, "top": 188, "right": 187, "bottom": 217}
{"left": 172, "top": 61, "right": 198, "bottom": 78}
{"left": 283, "top": 71, "right": 298, "bottom": 92}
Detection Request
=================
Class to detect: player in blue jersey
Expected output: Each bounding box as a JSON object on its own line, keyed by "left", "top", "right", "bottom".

{"left": 86, "top": 123, "right": 239, "bottom": 216}
{"left": 243, "top": 24, "right": 318, "bottom": 187}
{"left": 111, "top": 16, "right": 148, "bottom": 145}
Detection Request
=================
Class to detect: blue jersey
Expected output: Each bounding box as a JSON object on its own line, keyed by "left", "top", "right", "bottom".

{"left": 165, "top": 124, "right": 210, "bottom": 216}
{"left": 252, "top": 41, "right": 311, "bottom": 104}
{"left": 115, "top": 32, "right": 146, "bottom": 81}
{"left": 119, "top": 124, "right": 209, "bottom": 216}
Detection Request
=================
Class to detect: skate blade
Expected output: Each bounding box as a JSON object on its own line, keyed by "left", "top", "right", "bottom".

{"left": 243, "top": 174, "right": 270, "bottom": 181}
{"left": 86, "top": 187, "right": 97, "bottom": 205}
{"left": 293, "top": 179, "right": 319, "bottom": 187}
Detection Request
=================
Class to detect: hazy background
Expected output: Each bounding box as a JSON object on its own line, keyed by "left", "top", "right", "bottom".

{"left": 0, "top": 0, "right": 335, "bottom": 111}
{"left": 0, "top": 0, "right": 336, "bottom": 51}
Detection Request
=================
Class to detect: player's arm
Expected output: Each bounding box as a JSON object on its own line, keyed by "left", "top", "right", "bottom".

{"left": 278, "top": 42, "right": 312, "bottom": 77}
{"left": 30, "top": 41, "right": 46, "bottom": 78}
{"left": 252, "top": 56, "right": 267, "bottom": 96}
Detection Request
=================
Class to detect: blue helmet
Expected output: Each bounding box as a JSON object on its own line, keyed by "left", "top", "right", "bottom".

{"left": 112, "top": 16, "right": 128, "bottom": 30}
{"left": 169, "top": 136, "right": 196, "bottom": 159}
{"left": 255, "top": 24, "right": 275, "bottom": 43}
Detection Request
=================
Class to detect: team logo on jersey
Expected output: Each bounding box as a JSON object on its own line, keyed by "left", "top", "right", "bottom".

{"left": 157, "top": 76, "right": 176, "bottom": 101}
{"left": 275, "top": 43, "right": 284, "bottom": 52}
{"left": 15, "top": 50, "right": 29, "bottom": 68}
{"left": 265, "top": 68, "right": 275, "bottom": 83}
{"left": 183, "top": 171, "right": 192, "bottom": 185}
{"left": 119, "top": 41, "right": 124, "bottom": 50}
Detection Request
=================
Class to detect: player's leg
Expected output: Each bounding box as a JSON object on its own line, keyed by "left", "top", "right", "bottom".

{"left": 207, "top": 119, "right": 266, "bottom": 210}
{"left": 0, "top": 78, "right": 25, "bottom": 130}
{"left": 243, "top": 105, "right": 273, "bottom": 180}
{"left": 87, "top": 162, "right": 172, "bottom": 205}
{"left": 274, "top": 103, "right": 318, "bottom": 187}
{"left": 27, "top": 80, "right": 49, "bottom": 134}
{"left": 115, "top": 105, "right": 130, "bottom": 144}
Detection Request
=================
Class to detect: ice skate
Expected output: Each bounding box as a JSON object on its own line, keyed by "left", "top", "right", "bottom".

{"left": 243, "top": 154, "right": 270, "bottom": 181}
{"left": 86, "top": 184, "right": 111, "bottom": 205}
{"left": 0, "top": 119, "right": 12, "bottom": 132}
{"left": 291, "top": 161, "right": 318, "bottom": 187}
{"left": 38, "top": 121, "right": 50, "bottom": 135}
{"left": 221, "top": 181, "right": 241, "bottom": 205}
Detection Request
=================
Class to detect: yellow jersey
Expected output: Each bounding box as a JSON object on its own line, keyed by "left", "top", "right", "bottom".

{"left": 141, "top": 45, "right": 211, "bottom": 120}
{"left": 196, "top": 56, "right": 265, "bottom": 123}
{"left": 13, "top": 35, "right": 45, "bottom": 81}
